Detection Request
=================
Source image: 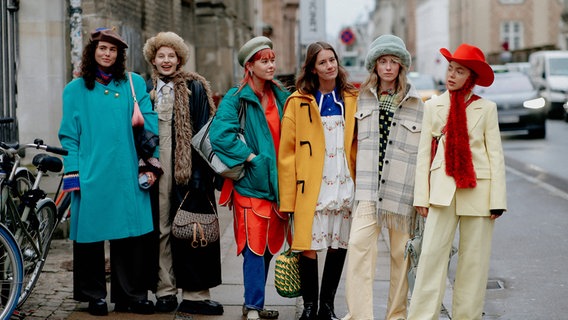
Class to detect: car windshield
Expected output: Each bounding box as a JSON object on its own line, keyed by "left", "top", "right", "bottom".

{"left": 475, "top": 73, "right": 534, "bottom": 94}
{"left": 408, "top": 74, "right": 436, "bottom": 90}
{"left": 549, "top": 58, "right": 568, "bottom": 76}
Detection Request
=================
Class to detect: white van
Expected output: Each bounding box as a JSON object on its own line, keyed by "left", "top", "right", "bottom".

{"left": 528, "top": 50, "right": 568, "bottom": 118}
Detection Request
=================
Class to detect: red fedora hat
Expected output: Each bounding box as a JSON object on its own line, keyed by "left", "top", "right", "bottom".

{"left": 440, "top": 43, "right": 494, "bottom": 87}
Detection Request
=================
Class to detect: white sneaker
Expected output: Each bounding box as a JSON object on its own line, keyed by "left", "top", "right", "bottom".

{"left": 247, "top": 309, "right": 260, "bottom": 320}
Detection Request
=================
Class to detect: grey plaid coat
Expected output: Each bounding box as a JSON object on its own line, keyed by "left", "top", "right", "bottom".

{"left": 354, "top": 84, "right": 424, "bottom": 232}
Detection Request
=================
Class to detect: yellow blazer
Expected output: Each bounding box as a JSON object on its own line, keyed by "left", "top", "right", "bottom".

{"left": 413, "top": 91, "right": 507, "bottom": 216}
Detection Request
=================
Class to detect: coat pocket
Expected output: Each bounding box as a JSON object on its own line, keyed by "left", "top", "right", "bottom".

{"left": 355, "top": 109, "right": 374, "bottom": 140}
{"left": 395, "top": 119, "right": 422, "bottom": 154}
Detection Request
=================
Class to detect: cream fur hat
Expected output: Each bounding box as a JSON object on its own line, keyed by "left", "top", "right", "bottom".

{"left": 143, "top": 31, "right": 190, "bottom": 68}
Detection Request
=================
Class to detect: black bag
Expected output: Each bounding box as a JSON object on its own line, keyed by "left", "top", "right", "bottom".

{"left": 134, "top": 127, "right": 159, "bottom": 159}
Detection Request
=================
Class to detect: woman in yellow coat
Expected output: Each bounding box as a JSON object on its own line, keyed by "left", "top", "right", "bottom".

{"left": 278, "top": 41, "right": 357, "bottom": 320}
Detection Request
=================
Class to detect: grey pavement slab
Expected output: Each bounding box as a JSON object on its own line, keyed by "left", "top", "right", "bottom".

{"left": 15, "top": 197, "right": 452, "bottom": 320}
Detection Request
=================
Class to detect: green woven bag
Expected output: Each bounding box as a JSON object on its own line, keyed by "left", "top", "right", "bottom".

{"left": 274, "top": 248, "right": 301, "bottom": 298}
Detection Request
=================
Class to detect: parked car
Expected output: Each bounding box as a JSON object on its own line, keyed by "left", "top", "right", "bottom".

{"left": 474, "top": 70, "right": 546, "bottom": 139}
{"left": 505, "top": 62, "right": 530, "bottom": 74}
{"left": 528, "top": 50, "right": 568, "bottom": 119}
{"left": 407, "top": 72, "right": 441, "bottom": 101}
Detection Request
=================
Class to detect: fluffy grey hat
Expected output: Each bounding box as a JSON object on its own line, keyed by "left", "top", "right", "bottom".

{"left": 143, "top": 31, "right": 190, "bottom": 68}
{"left": 237, "top": 36, "right": 273, "bottom": 67}
{"left": 365, "top": 34, "right": 411, "bottom": 72}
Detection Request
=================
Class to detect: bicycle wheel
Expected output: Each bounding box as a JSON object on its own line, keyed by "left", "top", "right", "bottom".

{"left": 17, "top": 200, "right": 56, "bottom": 307}
{"left": 11, "top": 169, "right": 35, "bottom": 207}
{"left": 0, "top": 225, "right": 23, "bottom": 319}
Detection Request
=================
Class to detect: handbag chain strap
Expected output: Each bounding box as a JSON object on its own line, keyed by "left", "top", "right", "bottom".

{"left": 178, "top": 189, "right": 218, "bottom": 217}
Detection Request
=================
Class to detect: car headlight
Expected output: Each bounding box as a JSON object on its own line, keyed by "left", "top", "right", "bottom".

{"left": 523, "top": 97, "right": 545, "bottom": 109}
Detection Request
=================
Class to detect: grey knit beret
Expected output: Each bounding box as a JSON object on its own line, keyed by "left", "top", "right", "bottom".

{"left": 365, "top": 34, "right": 411, "bottom": 72}
{"left": 237, "top": 36, "right": 273, "bottom": 67}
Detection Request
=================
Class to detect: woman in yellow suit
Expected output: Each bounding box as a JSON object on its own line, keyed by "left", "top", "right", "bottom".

{"left": 408, "top": 43, "right": 507, "bottom": 320}
{"left": 278, "top": 41, "right": 358, "bottom": 320}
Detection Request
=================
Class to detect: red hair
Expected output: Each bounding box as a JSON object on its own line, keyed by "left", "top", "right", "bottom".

{"left": 238, "top": 48, "right": 279, "bottom": 99}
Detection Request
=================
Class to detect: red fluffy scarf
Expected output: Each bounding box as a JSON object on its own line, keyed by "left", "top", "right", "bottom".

{"left": 445, "top": 76, "right": 479, "bottom": 188}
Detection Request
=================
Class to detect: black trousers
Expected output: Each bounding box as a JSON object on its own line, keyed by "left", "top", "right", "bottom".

{"left": 73, "top": 232, "right": 153, "bottom": 303}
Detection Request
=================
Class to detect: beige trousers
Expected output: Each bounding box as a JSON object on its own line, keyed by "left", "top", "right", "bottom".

{"left": 156, "top": 99, "right": 177, "bottom": 297}
{"left": 344, "top": 201, "right": 411, "bottom": 320}
{"left": 156, "top": 94, "right": 212, "bottom": 300}
{"left": 407, "top": 197, "right": 495, "bottom": 320}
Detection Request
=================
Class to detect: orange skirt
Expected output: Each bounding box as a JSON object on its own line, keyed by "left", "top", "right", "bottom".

{"left": 220, "top": 179, "right": 288, "bottom": 256}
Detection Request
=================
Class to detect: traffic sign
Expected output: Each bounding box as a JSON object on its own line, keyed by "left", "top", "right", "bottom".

{"left": 340, "top": 28, "right": 356, "bottom": 46}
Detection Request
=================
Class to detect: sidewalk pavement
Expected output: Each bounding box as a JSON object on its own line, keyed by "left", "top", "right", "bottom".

{"left": 15, "top": 200, "right": 453, "bottom": 320}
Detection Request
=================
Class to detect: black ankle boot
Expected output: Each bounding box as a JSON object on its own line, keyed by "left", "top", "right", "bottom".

{"left": 317, "top": 248, "right": 347, "bottom": 320}
{"left": 299, "top": 255, "right": 319, "bottom": 320}
{"left": 317, "top": 301, "right": 339, "bottom": 320}
{"left": 300, "top": 302, "right": 318, "bottom": 320}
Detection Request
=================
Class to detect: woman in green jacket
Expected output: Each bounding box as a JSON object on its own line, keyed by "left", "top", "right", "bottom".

{"left": 209, "top": 36, "right": 290, "bottom": 320}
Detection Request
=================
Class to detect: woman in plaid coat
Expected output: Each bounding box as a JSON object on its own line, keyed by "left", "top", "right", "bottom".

{"left": 343, "top": 35, "right": 424, "bottom": 320}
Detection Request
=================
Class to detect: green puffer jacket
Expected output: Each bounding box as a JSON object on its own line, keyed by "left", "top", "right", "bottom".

{"left": 210, "top": 83, "right": 290, "bottom": 202}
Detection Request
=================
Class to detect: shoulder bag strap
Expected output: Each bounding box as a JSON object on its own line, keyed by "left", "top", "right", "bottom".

{"left": 129, "top": 72, "right": 145, "bottom": 127}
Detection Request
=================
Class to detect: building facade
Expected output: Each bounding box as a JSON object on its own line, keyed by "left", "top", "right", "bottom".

{"left": 6, "top": 0, "right": 299, "bottom": 192}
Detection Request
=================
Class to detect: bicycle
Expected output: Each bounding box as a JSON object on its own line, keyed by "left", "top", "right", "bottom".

{"left": 0, "top": 139, "right": 67, "bottom": 318}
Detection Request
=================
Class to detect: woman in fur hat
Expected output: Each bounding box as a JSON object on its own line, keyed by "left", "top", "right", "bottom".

{"left": 408, "top": 43, "right": 506, "bottom": 320}
{"left": 59, "top": 27, "right": 158, "bottom": 316}
{"left": 143, "top": 31, "right": 223, "bottom": 316}
{"left": 342, "top": 34, "right": 424, "bottom": 320}
{"left": 209, "top": 36, "right": 290, "bottom": 320}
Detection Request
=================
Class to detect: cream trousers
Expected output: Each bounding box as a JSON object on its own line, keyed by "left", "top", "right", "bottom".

{"left": 344, "top": 201, "right": 411, "bottom": 320}
{"left": 407, "top": 197, "right": 495, "bottom": 320}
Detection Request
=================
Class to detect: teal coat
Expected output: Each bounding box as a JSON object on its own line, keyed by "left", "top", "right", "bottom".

{"left": 210, "top": 83, "right": 289, "bottom": 202}
{"left": 58, "top": 73, "right": 158, "bottom": 243}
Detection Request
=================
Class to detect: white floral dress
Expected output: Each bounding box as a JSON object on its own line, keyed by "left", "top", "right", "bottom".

{"left": 310, "top": 90, "right": 355, "bottom": 250}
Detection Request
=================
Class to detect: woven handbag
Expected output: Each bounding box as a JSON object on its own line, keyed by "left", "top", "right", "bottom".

{"left": 274, "top": 217, "right": 301, "bottom": 298}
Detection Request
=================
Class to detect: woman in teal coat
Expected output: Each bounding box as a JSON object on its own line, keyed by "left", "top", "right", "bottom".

{"left": 209, "top": 36, "right": 289, "bottom": 320}
{"left": 58, "top": 28, "right": 159, "bottom": 316}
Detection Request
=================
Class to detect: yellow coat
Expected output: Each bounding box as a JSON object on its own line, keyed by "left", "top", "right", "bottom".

{"left": 413, "top": 91, "right": 507, "bottom": 215}
{"left": 278, "top": 90, "right": 358, "bottom": 250}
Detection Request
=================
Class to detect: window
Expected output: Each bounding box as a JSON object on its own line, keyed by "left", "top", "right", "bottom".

{"left": 501, "top": 21, "right": 524, "bottom": 51}
{"left": 499, "top": 0, "right": 524, "bottom": 4}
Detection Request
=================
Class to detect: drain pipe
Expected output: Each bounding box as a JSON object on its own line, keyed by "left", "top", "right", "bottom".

{"left": 69, "top": 0, "right": 82, "bottom": 78}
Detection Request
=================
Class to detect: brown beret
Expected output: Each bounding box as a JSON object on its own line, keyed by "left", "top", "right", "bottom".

{"left": 90, "top": 28, "right": 128, "bottom": 49}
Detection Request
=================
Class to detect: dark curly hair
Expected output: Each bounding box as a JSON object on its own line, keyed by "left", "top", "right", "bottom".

{"left": 295, "top": 41, "right": 357, "bottom": 99}
{"left": 80, "top": 40, "right": 127, "bottom": 90}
